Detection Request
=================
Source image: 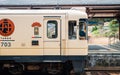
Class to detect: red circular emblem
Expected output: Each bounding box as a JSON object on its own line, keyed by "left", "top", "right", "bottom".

{"left": 0, "top": 19, "right": 15, "bottom": 36}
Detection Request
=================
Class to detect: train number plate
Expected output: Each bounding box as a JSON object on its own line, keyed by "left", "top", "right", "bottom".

{"left": 0, "top": 42, "right": 11, "bottom": 47}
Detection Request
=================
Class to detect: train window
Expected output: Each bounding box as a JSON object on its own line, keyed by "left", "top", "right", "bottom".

{"left": 79, "top": 19, "right": 87, "bottom": 40}
{"left": 34, "top": 27, "right": 39, "bottom": 35}
{"left": 68, "top": 21, "right": 77, "bottom": 40}
{"left": 47, "top": 20, "right": 58, "bottom": 39}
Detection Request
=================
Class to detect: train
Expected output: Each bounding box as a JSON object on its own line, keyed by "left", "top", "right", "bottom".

{"left": 0, "top": 7, "right": 88, "bottom": 75}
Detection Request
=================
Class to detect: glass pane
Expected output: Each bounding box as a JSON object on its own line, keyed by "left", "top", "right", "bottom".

{"left": 47, "top": 21, "right": 57, "bottom": 39}
{"left": 68, "top": 21, "right": 77, "bottom": 39}
{"left": 79, "top": 20, "right": 86, "bottom": 40}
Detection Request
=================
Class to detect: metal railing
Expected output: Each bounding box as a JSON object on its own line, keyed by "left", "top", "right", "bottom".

{"left": 108, "top": 33, "right": 120, "bottom": 50}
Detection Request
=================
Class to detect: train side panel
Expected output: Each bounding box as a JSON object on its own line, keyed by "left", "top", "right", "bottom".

{"left": 0, "top": 10, "right": 88, "bottom": 56}
{"left": 0, "top": 15, "right": 44, "bottom": 55}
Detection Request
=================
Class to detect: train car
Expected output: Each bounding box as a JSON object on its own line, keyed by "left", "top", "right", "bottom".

{"left": 0, "top": 7, "right": 88, "bottom": 75}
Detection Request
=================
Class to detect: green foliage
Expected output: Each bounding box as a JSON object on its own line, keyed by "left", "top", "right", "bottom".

{"left": 91, "top": 26, "right": 98, "bottom": 32}
{"left": 91, "top": 25, "right": 104, "bottom": 37}
{"left": 107, "top": 19, "right": 119, "bottom": 37}
{"left": 91, "top": 19, "right": 119, "bottom": 37}
{"left": 92, "top": 29, "right": 100, "bottom": 37}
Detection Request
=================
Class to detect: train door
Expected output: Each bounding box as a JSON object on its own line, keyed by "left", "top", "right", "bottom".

{"left": 43, "top": 16, "right": 61, "bottom": 55}
{"left": 67, "top": 19, "right": 88, "bottom": 55}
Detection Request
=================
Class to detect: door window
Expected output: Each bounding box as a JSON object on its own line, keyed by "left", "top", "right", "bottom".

{"left": 68, "top": 21, "right": 77, "bottom": 40}
{"left": 47, "top": 20, "right": 58, "bottom": 39}
{"left": 79, "top": 19, "right": 87, "bottom": 40}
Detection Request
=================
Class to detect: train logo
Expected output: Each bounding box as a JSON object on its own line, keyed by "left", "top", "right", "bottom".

{"left": 0, "top": 19, "right": 15, "bottom": 36}
{"left": 32, "top": 22, "right": 41, "bottom": 27}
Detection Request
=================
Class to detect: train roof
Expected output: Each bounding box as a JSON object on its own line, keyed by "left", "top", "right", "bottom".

{"left": 0, "top": 9, "right": 88, "bottom": 18}
{"left": 0, "top": 10, "right": 85, "bottom": 13}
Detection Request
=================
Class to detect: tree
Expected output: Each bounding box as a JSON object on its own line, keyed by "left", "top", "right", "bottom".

{"left": 108, "top": 19, "right": 119, "bottom": 37}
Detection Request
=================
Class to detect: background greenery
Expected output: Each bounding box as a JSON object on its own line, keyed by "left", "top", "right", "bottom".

{"left": 89, "top": 18, "right": 119, "bottom": 37}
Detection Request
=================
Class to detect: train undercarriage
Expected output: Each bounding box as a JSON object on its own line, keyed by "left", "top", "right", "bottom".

{"left": 0, "top": 56, "right": 86, "bottom": 75}
{"left": 0, "top": 54, "right": 120, "bottom": 75}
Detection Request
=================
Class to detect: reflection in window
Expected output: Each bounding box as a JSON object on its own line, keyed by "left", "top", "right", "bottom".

{"left": 47, "top": 20, "right": 58, "bottom": 39}
{"left": 79, "top": 20, "right": 86, "bottom": 40}
{"left": 68, "top": 21, "right": 77, "bottom": 39}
